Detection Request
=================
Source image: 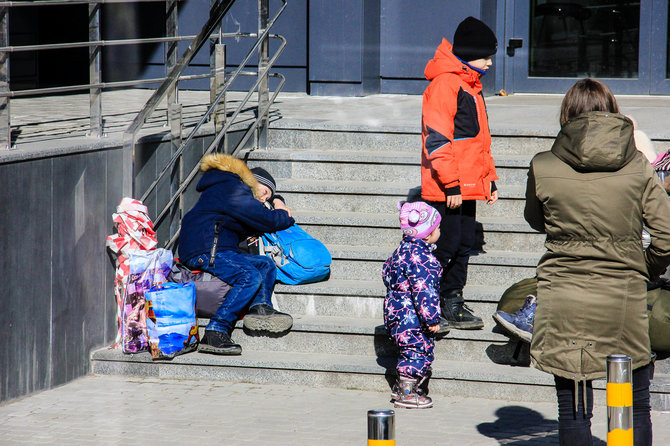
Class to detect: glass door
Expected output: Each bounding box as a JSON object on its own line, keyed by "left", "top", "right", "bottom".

{"left": 651, "top": 0, "right": 670, "bottom": 93}
{"left": 507, "top": 0, "right": 668, "bottom": 94}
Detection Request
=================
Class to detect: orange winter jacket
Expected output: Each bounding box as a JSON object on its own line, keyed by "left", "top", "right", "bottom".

{"left": 421, "top": 39, "right": 498, "bottom": 202}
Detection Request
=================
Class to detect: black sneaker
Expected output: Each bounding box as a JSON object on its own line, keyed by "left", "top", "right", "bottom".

{"left": 441, "top": 292, "right": 484, "bottom": 330}
{"left": 243, "top": 304, "right": 293, "bottom": 333}
{"left": 199, "top": 330, "right": 242, "bottom": 355}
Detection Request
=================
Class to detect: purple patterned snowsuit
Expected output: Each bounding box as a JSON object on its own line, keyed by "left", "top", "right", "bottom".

{"left": 382, "top": 235, "right": 442, "bottom": 379}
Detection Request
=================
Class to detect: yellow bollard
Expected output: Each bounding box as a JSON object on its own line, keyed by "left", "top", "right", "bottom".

{"left": 607, "top": 354, "right": 633, "bottom": 445}
{"left": 367, "top": 410, "right": 395, "bottom": 445}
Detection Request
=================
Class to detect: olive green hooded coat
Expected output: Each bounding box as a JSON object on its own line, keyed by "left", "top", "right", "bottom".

{"left": 525, "top": 111, "right": 670, "bottom": 381}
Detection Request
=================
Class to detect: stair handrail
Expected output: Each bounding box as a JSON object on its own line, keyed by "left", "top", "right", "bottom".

{"left": 156, "top": 59, "right": 286, "bottom": 251}
{"left": 128, "top": 0, "right": 288, "bottom": 248}
{"left": 139, "top": 34, "right": 286, "bottom": 203}
{"left": 121, "top": 0, "right": 239, "bottom": 197}
{"left": 138, "top": 27, "right": 286, "bottom": 206}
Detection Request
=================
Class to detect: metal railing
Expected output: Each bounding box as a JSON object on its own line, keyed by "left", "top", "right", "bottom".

{"left": 0, "top": 0, "right": 285, "bottom": 148}
{"left": 0, "top": 0, "right": 287, "bottom": 245}
{"left": 0, "top": 0, "right": 190, "bottom": 147}
{"left": 127, "top": 0, "right": 287, "bottom": 247}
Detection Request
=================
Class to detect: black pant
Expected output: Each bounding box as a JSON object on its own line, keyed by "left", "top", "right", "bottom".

{"left": 554, "top": 361, "right": 653, "bottom": 446}
{"left": 425, "top": 200, "right": 476, "bottom": 296}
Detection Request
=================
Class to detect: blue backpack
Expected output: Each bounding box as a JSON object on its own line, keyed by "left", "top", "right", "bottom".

{"left": 262, "top": 224, "right": 331, "bottom": 285}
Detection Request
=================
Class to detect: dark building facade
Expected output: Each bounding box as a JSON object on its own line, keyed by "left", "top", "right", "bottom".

{"left": 10, "top": 0, "right": 670, "bottom": 96}
{"left": 9, "top": 1, "right": 670, "bottom": 95}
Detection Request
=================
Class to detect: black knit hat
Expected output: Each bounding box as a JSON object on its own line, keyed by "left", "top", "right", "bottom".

{"left": 251, "top": 167, "right": 277, "bottom": 196}
{"left": 452, "top": 16, "right": 497, "bottom": 62}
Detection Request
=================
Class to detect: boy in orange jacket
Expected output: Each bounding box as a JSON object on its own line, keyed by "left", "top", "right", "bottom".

{"left": 421, "top": 16, "right": 499, "bottom": 330}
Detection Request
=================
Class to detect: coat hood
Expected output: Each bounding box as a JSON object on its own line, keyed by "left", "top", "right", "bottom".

{"left": 551, "top": 112, "right": 637, "bottom": 172}
{"left": 424, "top": 39, "right": 481, "bottom": 90}
{"left": 197, "top": 153, "right": 260, "bottom": 198}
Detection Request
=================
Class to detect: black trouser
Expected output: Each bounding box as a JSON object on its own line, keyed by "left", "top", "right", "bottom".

{"left": 425, "top": 200, "right": 476, "bottom": 297}
{"left": 553, "top": 361, "right": 653, "bottom": 446}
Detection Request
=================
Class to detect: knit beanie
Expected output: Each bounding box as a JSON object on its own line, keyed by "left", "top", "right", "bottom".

{"left": 452, "top": 16, "right": 498, "bottom": 62}
{"left": 251, "top": 167, "right": 277, "bottom": 196}
{"left": 398, "top": 201, "right": 442, "bottom": 240}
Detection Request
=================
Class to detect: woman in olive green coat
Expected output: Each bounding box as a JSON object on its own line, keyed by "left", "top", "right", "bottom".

{"left": 524, "top": 79, "right": 670, "bottom": 446}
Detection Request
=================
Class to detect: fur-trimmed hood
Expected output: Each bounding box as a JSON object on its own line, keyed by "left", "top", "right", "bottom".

{"left": 199, "top": 153, "right": 260, "bottom": 199}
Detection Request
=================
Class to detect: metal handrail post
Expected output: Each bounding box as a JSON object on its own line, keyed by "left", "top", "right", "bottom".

{"left": 257, "top": 0, "right": 269, "bottom": 150}
{"left": 88, "top": 2, "right": 102, "bottom": 138}
{"left": 166, "top": 0, "right": 178, "bottom": 111}
{"left": 0, "top": 5, "right": 9, "bottom": 149}
{"left": 211, "top": 43, "right": 226, "bottom": 143}
{"left": 168, "top": 102, "right": 183, "bottom": 240}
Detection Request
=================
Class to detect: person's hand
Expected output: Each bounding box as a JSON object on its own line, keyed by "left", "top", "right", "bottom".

{"left": 487, "top": 190, "right": 498, "bottom": 205}
{"left": 446, "top": 194, "right": 462, "bottom": 209}
{"left": 427, "top": 323, "right": 440, "bottom": 334}
{"left": 273, "top": 198, "right": 292, "bottom": 217}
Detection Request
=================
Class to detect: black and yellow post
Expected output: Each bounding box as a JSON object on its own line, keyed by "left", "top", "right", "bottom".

{"left": 607, "top": 354, "right": 633, "bottom": 445}
{"left": 367, "top": 410, "right": 395, "bottom": 445}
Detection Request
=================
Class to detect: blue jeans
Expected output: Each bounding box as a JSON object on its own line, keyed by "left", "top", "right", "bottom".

{"left": 184, "top": 251, "right": 276, "bottom": 333}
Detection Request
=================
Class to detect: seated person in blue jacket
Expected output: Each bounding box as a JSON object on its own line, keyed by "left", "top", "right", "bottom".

{"left": 178, "top": 154, "right": 295, "bottom": 355}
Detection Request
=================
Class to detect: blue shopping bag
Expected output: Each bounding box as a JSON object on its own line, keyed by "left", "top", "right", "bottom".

{"left": 146, "top": 282, "right": 199, "bottom": 360}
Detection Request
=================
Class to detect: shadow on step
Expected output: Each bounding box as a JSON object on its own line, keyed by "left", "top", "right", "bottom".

{"left": 486, "top": 325, "right": 532, "bottom": 367}
{"left": 477, "top": 406, "right": 606, "bottom": 445}
{"left": 373, "top": 324, "right": 398, "bottom": 391}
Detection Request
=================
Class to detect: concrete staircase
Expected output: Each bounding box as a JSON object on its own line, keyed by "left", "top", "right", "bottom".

{"left": 91, "top": 124, "right": 670, "bottom": 409}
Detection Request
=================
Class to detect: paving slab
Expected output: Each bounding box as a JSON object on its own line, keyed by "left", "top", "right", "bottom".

{"left": 1, "top": 375, "right": 669, "bottom": 445}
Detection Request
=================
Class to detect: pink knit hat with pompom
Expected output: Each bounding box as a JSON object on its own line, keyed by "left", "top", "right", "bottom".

{"left": 398, "top": 201, "right": 441, "bottom": 240}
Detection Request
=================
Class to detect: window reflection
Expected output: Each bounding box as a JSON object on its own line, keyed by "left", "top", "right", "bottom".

{"left": 529, "top": 1, "right": 640, "bottom": 78}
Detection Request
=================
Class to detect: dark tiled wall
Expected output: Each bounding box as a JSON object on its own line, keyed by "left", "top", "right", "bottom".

{"left": 0, "top": 134, "right": 210, "bottom": 402}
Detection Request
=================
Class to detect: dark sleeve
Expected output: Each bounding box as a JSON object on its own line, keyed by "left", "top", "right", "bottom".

{"left": 642, "top": 162, "right": 670, "bottom": 279}
{"left": 524, "top": 162, "right": 545, "bottom": 233}
{"left": 226, "top": 185, "right": 295, "bottom": 233}
{"left": 445, "top": 185, "right": 461, "bottom": 196}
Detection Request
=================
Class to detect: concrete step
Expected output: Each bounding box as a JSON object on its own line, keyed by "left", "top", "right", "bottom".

{"left": 273, "top": 179, "right": 526, "bottom": 220}
{"left": 325, "top": 246, "right": 540, "bottom": 287}
{"left": 191, "top": 315, "right": 524, "bottom": 364}
{"left": 267, "top": 127, "right": 555, "bottom": 156}
{"left": 273, "top": 280, "right": 510, "bottom": 319}
{"left": 247, "top": 149, "right": 532, "bottom": 186}
{"left": 294, "top": 211, "right": 544, "bottom": 252}
{"left": 89, "top": 347, "right": 670, "bottom": 408}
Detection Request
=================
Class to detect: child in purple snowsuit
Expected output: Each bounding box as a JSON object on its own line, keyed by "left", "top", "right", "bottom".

{"left": 383, "top": 201, "right": 443, "bottom": 409}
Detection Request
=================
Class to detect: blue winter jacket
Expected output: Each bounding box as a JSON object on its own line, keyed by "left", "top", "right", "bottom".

{"left": 178, "top": 154, "right": 294, "bottom": 262}
{"left": 382, "top": 236, "right": 442, "bottom": 329}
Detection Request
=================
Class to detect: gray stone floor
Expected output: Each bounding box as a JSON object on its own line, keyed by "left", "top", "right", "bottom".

{"left": 4, "top": 90, "right": 670, "bottom": 162}
{"left": 1, "top": 375, "right": 669, "bottom": 445}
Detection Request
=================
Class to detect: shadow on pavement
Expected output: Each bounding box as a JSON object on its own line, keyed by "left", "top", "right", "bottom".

{"left": 477, "top": 405, "right": 605, "bottom": 445}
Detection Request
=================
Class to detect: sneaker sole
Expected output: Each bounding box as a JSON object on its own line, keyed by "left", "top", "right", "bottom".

{"left": 492, "top": 313, "right": 532, "bottom": 343}
{"left": 437, "top": 323, "right": 451, "bottom": 334}
{"left": 393, "top": 400, "right": 433, "bottom": 409}
{"left": 198, "top": 344, "right": 242, "bottom": 355}
{"left": 243, "top": 314, "right": 293, "bottom": 333}
{"left": 447, "top": 319, "right": 484, "bottom": 330}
